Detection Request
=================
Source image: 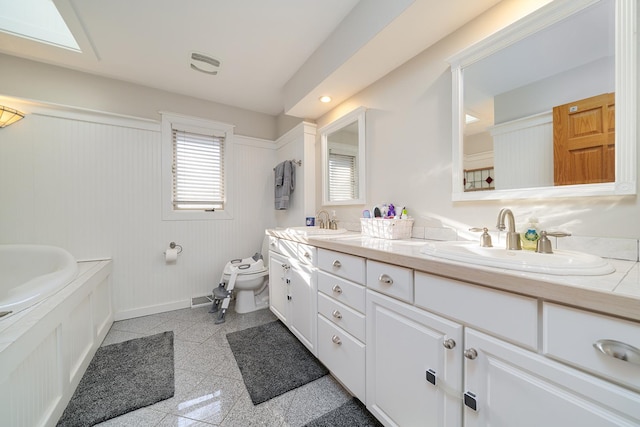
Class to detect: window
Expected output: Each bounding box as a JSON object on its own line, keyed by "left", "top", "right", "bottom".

{"left": 172, "top": 129, "right": 225, "bottom": 210}
{"left": 328, "top": 150, "right": 358, "bottom": 201}
{"left": 161, "top": 113, "right": 234, "bottom": 220}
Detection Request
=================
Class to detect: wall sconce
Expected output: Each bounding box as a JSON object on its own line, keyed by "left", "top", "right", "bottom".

{"left": 0, "top": 106, "right": 25, "bottom": 128}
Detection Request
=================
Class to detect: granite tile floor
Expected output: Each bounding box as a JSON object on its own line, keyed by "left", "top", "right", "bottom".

{"left": 95, "top": 303, "right": 352, "bottom": 426}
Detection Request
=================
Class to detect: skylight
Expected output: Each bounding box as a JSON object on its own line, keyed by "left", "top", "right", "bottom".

{"left": 0, "top": 0, "right": 80, "bottom": 51}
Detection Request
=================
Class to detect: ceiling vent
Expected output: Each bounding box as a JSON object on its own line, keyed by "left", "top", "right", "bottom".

{"left": 190, "top": 52, "right": 221, "bottom": 75}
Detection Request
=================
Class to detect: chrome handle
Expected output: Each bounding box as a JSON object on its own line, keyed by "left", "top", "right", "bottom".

{"left": 332, "top": 285, "right": 343, "bottom": 294}
{"left": 332, "top": 335, "right": 342, "bottom": 345}
{"left": 332, "top": 310, "right": 342, "bottom": 319}
{"left": 594, "top": 339, "right": 640, "bottom": 365}
{"left": 304, "top": 252, "right": 311, "bottom": 258}
{"left": 378, "top": 274, "right": 393, "bottom": 285}
{"left": 443, "top": 338, "right": 456, "bottom": 350}
{"left": 332, "top": 260, "right": 342, "bottom": 268}
{"left": 464, "top": 348, "right": 478, "bottom": 360}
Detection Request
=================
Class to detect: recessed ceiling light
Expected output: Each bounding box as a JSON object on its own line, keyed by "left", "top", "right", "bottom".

{"left": 319, "top": 96, "right": 332, "bottom": 103}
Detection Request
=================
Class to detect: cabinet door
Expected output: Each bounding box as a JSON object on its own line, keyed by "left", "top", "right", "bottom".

{"left": 288, "top": 259, "right": 316, "bottom": 354}
{"left": 463, "top": 328, "right": 640, "bottom": 427}
{"left": 366, "top": 290, "right": 463, "bottom": 427}
{"left": 268, "top": 251, "right": 288, "bottom": 323}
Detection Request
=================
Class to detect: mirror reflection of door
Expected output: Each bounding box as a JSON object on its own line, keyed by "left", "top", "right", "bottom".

{"left": 553, "top": 92, "right": 615, "bottom": 185}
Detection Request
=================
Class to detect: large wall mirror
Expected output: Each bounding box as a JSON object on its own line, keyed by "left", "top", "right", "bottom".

{"left": 449, "top": 0, "right": 636, "bottom": 201}
{"left": 320, "top": 107, "right": 366, "bottom": 205}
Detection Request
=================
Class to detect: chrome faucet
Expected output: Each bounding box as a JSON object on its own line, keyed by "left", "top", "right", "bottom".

{"left": 316, "top": 210, "right": 330, "bottom": 229}
{"left": 496, "top": 208, "right": 521, "bottom": 250}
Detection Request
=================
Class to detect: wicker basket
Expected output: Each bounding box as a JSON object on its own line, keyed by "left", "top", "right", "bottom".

{"left": 360, "top": 218, "right": 414, "bottom": 240}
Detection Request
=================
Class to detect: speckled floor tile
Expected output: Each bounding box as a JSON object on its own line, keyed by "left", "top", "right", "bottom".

{"left": 92, "top": 305, "right": 356, "bottom": 426}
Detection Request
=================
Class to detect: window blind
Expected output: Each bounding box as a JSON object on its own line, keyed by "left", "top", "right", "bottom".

{"left": 172, "top": 129, "right": 225, "bottom": 210}
{"left": 328, "top": 151, "right": 358, "bottom": 201}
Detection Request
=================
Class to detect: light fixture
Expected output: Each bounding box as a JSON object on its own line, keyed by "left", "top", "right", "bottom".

{"left": 0, "top": 106, "right": 25, "bottom": 128}
{"left": 319, "top": 96, "right": 332, "bottom": 103}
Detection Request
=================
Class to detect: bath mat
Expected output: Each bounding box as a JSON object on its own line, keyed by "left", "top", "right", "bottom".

{"left": 304, "top": 398, "right": 383, "bottom": 427}
{"left": 57, "top": 331, "right": 175, "bottom": 427}
{"left": 227, "top": 320, "right": 328, "bottom": 405}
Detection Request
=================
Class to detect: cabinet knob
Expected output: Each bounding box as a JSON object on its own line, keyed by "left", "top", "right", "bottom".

{"left": 378, "top": 274, "right": 393, "bottom": 285}
{"left": 304, "top": 252, "right": 311, "bottom": 258}
{"left": 332, "top": 285, "right": 343, "bottom": 294}
{"left": 331, "top": 335, "right": 342, "bottom": 345}
{"left": 443, "top": 338, "right": 456, "bottom": 350}
{"left": 332, "top": 310, "right": 342, "bottom": 319}
{"left": 332, "top": 260, "right": 342, "bottom": 268}
{"left": 464, "top": 348, "right": 478, "bottom": 360}
{"left": 593, "top": 339, "right": 640, "bottom": 365}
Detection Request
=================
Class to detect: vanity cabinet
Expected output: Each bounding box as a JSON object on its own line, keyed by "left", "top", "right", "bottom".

{"left": 463, "top": 328, "right": 640, "bottom": 426}
{"left": 366, "top": 290, "right": 463, "bottom": 427}
{"left": 316, "top": 248, "right": 366, "bottom": 400}
{"left": 268, "top": 238, "right": 317, "bottom": 354}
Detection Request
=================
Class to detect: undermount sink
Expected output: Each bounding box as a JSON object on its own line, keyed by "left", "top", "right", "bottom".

{"left": 420, "top": 241, "right": 615, "bottom": 276}
{"left": 285, "top": 226, "right": 347, "bottom": 236}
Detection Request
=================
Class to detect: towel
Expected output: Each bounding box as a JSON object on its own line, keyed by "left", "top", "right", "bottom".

{"left": 274, "top": 160, "right": 295, "bottom": 210}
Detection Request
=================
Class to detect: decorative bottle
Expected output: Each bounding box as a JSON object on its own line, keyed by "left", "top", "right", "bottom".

{"left": 520, "top": 217, "right": 541, "bottom": 251}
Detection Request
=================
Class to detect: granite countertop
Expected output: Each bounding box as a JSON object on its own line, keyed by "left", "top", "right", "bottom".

{"left": 266, "top": 229, "right": 639, "bottom": 322}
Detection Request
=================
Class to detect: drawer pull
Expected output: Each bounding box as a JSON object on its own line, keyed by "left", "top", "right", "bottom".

{"left": 332, "top": 260, "right": 342, "bottom": 268}
{"left": 304, "top": 252, "right": 311, "bottom": 258}
{"left": 443, "top": 338, "right": 456, "bottom": 350}
{"left": 332, "top": 285, "right": 343, "bottom": 294}
{"left": 332, "top": 335, "right": 342, "bottom": 345}
{"left": 378, "top": 274, "right": 394, "bottom": 285}
{"left": 332, "top": 310, "right": 342, "bottom": 319}
{"left": 464, "top": 348, "right": 478, "bottom": 360}
{"left": 593, "top": 339, "right": 640, "bottom": 365}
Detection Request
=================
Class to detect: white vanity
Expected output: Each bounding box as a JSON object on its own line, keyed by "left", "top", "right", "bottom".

{"left": 266, "top": 229, "right": 640, "bottom": 427}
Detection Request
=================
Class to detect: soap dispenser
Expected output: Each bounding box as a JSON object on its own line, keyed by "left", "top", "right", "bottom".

{"left": 520, "top": 217, "right": 541, "bottom": 251}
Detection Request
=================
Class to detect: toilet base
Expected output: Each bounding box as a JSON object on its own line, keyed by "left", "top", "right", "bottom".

{"left": 234, "top": 285, "right": 269, "bottom": 314}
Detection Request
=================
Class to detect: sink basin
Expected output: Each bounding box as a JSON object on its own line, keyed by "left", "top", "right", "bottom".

{"left": 285, "top": 226, "right": 347, "bottom": 236}
{"left": 420, "top": 241, "right": 615, "bottom": 276}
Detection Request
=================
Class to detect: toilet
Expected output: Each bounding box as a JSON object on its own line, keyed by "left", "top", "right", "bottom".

{"left": 221, "top": 237, "right": 270, "bottom": 314}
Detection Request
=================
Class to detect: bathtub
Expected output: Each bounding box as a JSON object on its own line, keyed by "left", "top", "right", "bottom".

{"left": 0, "top": 245, "right": 113, "bottom": 427}
{"left": 0, "top": 244, "right": 79, "bottom": 318}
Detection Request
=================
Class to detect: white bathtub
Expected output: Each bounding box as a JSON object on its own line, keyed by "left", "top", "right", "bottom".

{"left": 0, "top": 244, "right": 79, "bottom": 318}
{"left": 0, "top": 247, "right": 113, "bottom": 427}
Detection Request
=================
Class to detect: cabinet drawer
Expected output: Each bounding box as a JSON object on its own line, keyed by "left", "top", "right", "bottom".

{"left": 317, "top": 315, "right": 365, "bottom": 401}
{"left": 317, "top": 271, "right": 365, "bottom": 313}
{"left": 297, "top": 243, "right": 317, "bottom": 266}
{"left": 318, "top": 249, "right": 365, "bottom": 283}
{"left": 279, "top": 238, "right": 298, "bottom": 259}
{"left": 267, "top": 236, "right": 280, "bottom": 254}
{"left": 543, "top": 302, "right": 640, "bottom": 393}
{"left": 366, "top": 260, "right": 414, "bottom": 303}
{"left": 318, "top": 292, "right": 365, "bottom": 342}
{"left": 414, "top": 272, "right": 538, "bottom": 350}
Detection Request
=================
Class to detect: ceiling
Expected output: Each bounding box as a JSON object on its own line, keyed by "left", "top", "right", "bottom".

{"left": 0, "top": 0, "right": 504, "bottom": 119}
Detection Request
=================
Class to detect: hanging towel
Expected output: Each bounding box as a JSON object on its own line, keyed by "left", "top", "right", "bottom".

{"left": 274, "top": 160, "right": 295, "bottom": 210}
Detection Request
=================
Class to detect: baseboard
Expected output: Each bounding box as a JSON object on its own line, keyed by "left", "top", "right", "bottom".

{"left": 113, "top": 299, "right": 190, "bottom": 321}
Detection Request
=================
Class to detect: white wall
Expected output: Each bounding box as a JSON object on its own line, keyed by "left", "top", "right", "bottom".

{"left": 0, "top": 105, "right": 278, "bottom": 319}
{"left": 315, "top": 0, "right": 640, "bottom": 241}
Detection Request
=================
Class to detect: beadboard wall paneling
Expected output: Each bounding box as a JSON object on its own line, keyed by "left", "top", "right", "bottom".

{"left": 0, "top": 113, "right": 277, "bottom": 319}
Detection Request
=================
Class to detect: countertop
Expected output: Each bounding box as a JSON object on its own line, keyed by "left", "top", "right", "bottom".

{"left": 267, "top": 229, "right": 640, "bottom": 323}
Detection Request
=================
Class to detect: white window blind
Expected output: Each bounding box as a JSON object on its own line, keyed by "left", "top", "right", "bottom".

{"left": 172, "top": 129, "right": 225, "bottom": 210}
{"left": 328, "top": 151, "right": 358, "bottom": 201}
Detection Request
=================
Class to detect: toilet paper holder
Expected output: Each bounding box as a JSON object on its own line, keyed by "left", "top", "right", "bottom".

{"left": 169, "top": 242, "right": 183, "bottom": 253}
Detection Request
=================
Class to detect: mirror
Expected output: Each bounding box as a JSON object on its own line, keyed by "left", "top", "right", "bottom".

{"left": 320, "top": 107, "right": 366, "bottom": 205}
{"left": 449, "top": 0, "right": 636, "bottom": 201}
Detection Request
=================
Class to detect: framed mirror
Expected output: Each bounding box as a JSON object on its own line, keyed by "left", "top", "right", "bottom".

{"left": 320, "top": 107, "right": 366, "bottom": 205}
{"left": 449, "top": 0, "right": 636, "bottom": 201}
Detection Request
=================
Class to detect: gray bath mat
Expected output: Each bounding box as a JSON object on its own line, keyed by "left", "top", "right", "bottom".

{"left": 304, "top": 398, "right": 383, "bottom": 427}
{"left": 227, "top": 320, "right": 328, "bottom": 405}
{"left": 57, "top": 331, "right": 175, "bottom": 427}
